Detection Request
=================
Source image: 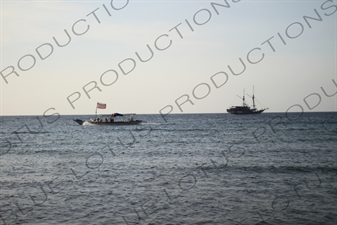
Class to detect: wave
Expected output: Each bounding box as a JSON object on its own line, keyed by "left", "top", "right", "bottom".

{"left": 7, "top": 131, "right": 51, "bottom": 134}
{"left": 194, "top": 164, "right": 336, "bottom": 173}
{"left": 238, "top": 165, "right": 337, "bottom": 174}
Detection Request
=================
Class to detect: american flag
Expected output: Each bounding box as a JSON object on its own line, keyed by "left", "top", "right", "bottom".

{"left": 97, "top": 102, "right": 106, "bottom": 109}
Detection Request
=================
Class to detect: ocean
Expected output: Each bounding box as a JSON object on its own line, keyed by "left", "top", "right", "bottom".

{"left": 0, "top": 112, "right": 336, "bottom": 225}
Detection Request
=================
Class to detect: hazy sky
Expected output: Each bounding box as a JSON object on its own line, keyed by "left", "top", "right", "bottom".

{"left": 1, "top": 0, "right": 336, "bottom": 116}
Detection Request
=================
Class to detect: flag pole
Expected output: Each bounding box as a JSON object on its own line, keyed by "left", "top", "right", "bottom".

{"left": 95, "top": 103, "right": 97, "bottom": 116}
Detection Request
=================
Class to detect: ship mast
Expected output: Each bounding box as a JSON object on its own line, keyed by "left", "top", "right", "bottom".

{"left": 252, "top": 86, "right": 256, "bottom": 109}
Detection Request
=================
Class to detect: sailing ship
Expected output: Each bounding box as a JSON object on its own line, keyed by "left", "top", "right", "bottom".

{"left": 73, "top": 102, "right": 142, "bottom": 125}
{"left": 227, "top": 87, "right": 268, "bottom": 115}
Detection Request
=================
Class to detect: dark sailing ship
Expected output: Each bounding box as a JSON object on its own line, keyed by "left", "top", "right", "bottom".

{"left": 227, "top": 87, "right": 268, "bottom": 115}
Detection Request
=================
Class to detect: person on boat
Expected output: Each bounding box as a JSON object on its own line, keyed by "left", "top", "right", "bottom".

{"left": 110, "top": 113, "right": 115, "bottom": 122}
{"left": 105, "top": 118, "right": 108, "bottom": 123}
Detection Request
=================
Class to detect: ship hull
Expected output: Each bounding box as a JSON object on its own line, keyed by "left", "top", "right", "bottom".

{"left": 74, "top": 119, "right": 142, "bottom": 126}
{"left": 226, "top": 109, "right": 265, "bottom": 115}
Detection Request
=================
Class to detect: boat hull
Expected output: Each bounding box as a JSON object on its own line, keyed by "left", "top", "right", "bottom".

{"left": 226, "top": 108, "right": 265, "bottom": 115}
{"left": 74, "top": 119, "right": 142, "bottom": 126}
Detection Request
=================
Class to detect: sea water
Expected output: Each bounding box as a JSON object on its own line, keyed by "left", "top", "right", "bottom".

{"left": 0, "top": 112, "right": 336, "bottom": 225}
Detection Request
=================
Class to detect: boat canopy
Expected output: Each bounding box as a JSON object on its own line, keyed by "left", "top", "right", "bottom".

{"left": 98, "top": 113, "right": 136, "bottom": 117}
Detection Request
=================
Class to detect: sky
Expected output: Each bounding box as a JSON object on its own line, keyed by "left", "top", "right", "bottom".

{"left": 0, "top": 0, "right": 336, "bottom": 116}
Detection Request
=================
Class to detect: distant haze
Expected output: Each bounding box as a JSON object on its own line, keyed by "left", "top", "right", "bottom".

{"left": 1, "top": 0, "right": 336, "bottom": 116}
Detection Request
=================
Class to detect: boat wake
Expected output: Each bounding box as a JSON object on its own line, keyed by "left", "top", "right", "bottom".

{"left": 141, "top": 122, "right": 161, "bottom": 126}
{"left": 83, "top": 121, "right": 96, "bottom": 126}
